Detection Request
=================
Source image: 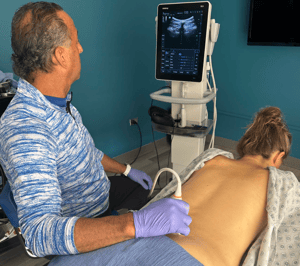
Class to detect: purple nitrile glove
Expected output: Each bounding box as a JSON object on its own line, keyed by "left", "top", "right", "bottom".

{"left": 127, "top": 168, "right": 153, "bottom": 190}
{"left": 133, "top": 198, "right": 192, "bottom": 238}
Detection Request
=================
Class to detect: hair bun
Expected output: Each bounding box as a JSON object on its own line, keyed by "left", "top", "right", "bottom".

{"left": 236, "top": 106, "right": 292, "bottom": 160}
{"left": 257, "top": 106, "right": 283, "bottom": 127}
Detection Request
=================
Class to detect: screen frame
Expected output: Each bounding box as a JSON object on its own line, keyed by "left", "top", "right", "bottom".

{"left": 155, "top": 1, "right": 211, "bottom": 82}
{"left": 247, "top": 0, "right": 300, "bottom": 47}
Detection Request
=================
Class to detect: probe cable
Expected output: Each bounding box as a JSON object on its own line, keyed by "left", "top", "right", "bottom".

{"left": 208, "top": 55, "right": 217, "bottom": 149}
{"left": 148, "top": 167, "right": 182, "bottom": 200}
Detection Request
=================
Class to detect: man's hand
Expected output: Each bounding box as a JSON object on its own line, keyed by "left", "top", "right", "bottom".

{"left": 133, "top": 198, "right": 192, "bottom": 238}
{"left": 127, "top": 169, "right": 153, "bottom": 190}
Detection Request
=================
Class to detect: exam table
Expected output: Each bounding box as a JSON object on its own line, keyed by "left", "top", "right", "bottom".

{"left": 48, "top": 148, "right": 300, "bottom": 265}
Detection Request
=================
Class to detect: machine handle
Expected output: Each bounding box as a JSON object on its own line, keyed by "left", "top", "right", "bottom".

{"left": 150, "top": 88, "right": 217, "bottom": 105}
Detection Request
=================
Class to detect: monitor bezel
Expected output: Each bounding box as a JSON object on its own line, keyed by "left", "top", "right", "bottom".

{"left": 155, "top": 1, "right": 211, "bottom": 82}
{"left": 247, "top": 0, "right": 300, "bottom": 47}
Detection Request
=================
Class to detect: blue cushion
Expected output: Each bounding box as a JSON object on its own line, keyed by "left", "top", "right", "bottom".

{"left": 0, "top": 182, "right": 19, "bottom": 228}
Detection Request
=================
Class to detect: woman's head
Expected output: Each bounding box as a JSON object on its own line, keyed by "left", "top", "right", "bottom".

{"left": 236, "top": 106, "right": 292, "bottom": 160}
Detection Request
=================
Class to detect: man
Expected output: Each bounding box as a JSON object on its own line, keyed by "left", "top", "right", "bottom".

{"left": 0, "top": 2, "right": 191, "bottom": 258}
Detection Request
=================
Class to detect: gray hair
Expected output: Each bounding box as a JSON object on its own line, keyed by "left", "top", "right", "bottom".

{"left": 11, "top": 2, "right": 71, "bottom": 83}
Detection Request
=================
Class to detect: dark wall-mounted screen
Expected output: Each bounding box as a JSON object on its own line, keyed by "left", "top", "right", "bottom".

{"left": 248, "top": 0, "right": 300, "bottom": 46}
{"left": 156, "top": 2, "right": 210, "bottom": 82}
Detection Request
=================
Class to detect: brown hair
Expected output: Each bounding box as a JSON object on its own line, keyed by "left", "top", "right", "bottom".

{"left": 236, "top": 106, "right": 292, "bottom": 160}
{"left": 11, "top": 2, "right": 71, "bottom": 83}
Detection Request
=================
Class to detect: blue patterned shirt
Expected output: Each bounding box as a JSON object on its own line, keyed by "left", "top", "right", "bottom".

{"left": 0, "top": 79, "right": 110, "bottom": 257}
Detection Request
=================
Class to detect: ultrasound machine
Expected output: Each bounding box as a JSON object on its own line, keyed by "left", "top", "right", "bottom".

{"left": 149, "top": 1, "right": 220, "bottom": 174}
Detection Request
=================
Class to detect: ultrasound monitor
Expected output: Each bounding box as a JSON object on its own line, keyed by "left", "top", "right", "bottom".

{"left": 156, "top": 2, "right": 211, "bottom": 82}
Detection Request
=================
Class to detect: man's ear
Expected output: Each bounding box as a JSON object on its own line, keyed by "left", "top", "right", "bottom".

{"left": 52, "top": 46, "right": 68, "bottom": 69}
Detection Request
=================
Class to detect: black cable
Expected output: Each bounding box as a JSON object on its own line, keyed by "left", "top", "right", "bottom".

{"left": 113, "top": 120, "right": 142, "bottom": 177}
{"left": 129, "top": 122, "right": 142, "bottom": 166}
{"left": 114, "top": 85, "right": 171, "bottom": 177}
{"left": 113, "top": 85, "right": 171, "bottom": 178}
{"left": 166, "top": 127, "right": 175, "bottom": 183}
{"left": 149, "top": 84, "right": 175, "bottom": 189}
{"left": 150, "top": 99, "right": 161, "bottom": 172}
{"left": 0, "top": 165, "right": 5, "bottom": 191}
{"left": 152, "top": 128, "right": 161, "bottom": 171}
{"left": 150, "top": 97, "right": 162, "bottom": 189}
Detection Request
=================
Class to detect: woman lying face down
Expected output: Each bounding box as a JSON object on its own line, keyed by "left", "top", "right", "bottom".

{"left": 167, "top": 106, "right": 292, "bottom": 266}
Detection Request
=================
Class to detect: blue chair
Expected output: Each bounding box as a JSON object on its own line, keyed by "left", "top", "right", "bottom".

{"left": 0, "top": 165, "right": 51, "bottom": 264}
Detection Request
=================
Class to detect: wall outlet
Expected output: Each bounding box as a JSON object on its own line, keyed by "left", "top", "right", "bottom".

{"left": 129, "top": 118, "right": 138, "bottom": 126}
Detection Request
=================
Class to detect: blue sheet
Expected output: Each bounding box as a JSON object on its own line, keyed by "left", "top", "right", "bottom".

{"left": 48, "top": 235, "right": 204, "bottom": 266}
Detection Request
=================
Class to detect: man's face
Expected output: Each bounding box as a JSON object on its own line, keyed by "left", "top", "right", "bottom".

{"left": 58, "top": 11, "right": 83, "bottom": 83}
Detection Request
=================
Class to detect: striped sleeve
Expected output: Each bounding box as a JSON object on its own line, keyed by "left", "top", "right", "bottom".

{"left": 3, "top": 113, "right": 80, "bottom": 256}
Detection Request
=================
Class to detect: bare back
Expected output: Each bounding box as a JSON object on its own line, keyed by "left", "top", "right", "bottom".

{"left": 167, "top": 155, "right": 269, "bottom": 266}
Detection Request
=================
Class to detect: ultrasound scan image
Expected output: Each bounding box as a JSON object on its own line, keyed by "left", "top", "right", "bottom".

{"left": 167, "top": 16, "right": 197, "bottom": 38}
{"left": 163, "top": 15, "right": 200, "bottom": 49}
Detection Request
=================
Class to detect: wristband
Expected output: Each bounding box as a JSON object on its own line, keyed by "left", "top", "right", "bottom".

{"left": 123, "top": 164, "right": 131, "bottom": 176}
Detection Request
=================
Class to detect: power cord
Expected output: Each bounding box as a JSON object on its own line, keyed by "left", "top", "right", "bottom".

{"left": 113, "top": 119, "right": 142, "bottom": 177}
{"left": 129, "top": 120, "right": 142, "bottom": 165}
